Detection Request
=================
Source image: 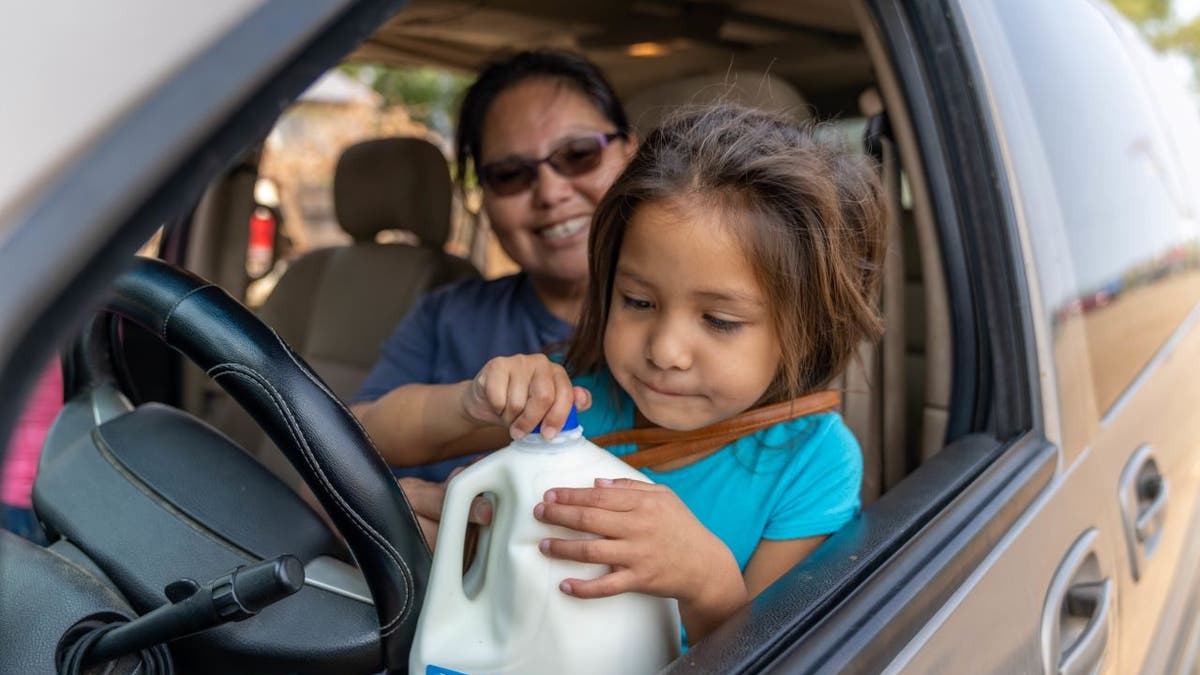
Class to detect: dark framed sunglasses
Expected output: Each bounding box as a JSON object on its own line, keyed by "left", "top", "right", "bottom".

{"left": 477, "top": 131, "right": 625, "bottom": 196}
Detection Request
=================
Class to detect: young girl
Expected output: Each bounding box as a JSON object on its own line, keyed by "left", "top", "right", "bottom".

{"left": 385, "top": 104, "right": 886, "bottom": 643}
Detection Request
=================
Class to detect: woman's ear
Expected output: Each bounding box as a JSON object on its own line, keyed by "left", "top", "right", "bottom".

{"left": 622, "top": 133, "right": 640, "bottom": 160}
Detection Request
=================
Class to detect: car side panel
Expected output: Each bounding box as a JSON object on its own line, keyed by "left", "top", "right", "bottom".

{"left": 1099, "top": 309, "right": 1200, "bottom": 672}
{"left": 890, "top": 316, "right": 1200, "bottom": 673}
{"left": 887, "top": 435, "right": 1123, "bottom": 673}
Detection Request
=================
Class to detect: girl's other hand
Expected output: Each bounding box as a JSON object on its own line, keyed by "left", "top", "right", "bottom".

{"left": 460, "top": 354, "right": 592, "bottom": 440}
{"left": 398, "top": 468, "right": 493, "bottom": 551}
{"left": 533, "top": 478, "right": 747, "bottom": 639}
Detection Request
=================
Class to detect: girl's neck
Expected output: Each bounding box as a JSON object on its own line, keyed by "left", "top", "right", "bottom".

{"left": 529, "top": 275, "right": 586, "bottom": 324}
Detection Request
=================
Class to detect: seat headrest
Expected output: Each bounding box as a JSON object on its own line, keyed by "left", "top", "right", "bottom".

{"left": 626, "top": 70, "right": 809, "bottom": 134}
{"left": 333, "top": 137, "right": 452, "bottom": 245}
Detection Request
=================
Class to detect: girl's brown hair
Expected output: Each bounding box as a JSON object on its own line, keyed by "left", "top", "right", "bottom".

{"left": 565, "top": 104, "right": 887, "bottom": 404}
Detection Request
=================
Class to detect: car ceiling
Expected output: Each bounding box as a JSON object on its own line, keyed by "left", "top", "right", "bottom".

{"left": 347, "top": 0, "right": 873, "bottom": 113}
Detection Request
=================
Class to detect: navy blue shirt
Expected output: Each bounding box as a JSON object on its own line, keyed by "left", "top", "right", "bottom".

{"left": 354, "top": 273, "right": 573, "bottom": 481}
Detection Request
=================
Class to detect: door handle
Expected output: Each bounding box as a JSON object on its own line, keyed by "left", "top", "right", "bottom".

{"left": 1042, "top": 529, "right": 1112, "bottom": 675}
{"left": 1060, "top": 579, "right": 1112, "bottom": 675}
{"left": 1133, "top": 473, "right": 1167, "bottom": 542}
{"left": 1119, "top": 444, "right": 1168, "bottom": 581}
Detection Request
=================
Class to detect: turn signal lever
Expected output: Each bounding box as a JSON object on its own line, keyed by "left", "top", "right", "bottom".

{"left": 78, "top": 554, "right": 305, "bottom": 669}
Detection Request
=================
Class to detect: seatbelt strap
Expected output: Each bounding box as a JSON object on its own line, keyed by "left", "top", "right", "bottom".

{"left": 592, "top": 390, "right": 842, "bottom": 470}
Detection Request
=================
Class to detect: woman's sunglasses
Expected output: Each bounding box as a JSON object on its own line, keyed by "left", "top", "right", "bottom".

{"left": 477, "top": 131, "right": 624, "bottom": 196}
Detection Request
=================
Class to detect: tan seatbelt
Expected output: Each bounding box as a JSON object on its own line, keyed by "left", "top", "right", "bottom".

{"left": 592, "top": 391, "right": 842, "bottom": 470}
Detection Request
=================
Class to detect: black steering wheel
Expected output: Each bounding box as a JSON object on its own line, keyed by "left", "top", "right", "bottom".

{"left": 66, "top": 257, "right": 430, "bottom": 671}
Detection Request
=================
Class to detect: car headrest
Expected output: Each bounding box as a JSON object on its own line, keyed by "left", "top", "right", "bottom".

{"left": 333, "top": 137, "right": 451, "bottom": 245}
{"left": 626, "top": 70, "right": 810, "bottom": 134}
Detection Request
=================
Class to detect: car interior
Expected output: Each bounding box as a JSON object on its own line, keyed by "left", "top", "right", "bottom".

{"left": 17, "top": 1, "right": 978, "bottom": 672}
{"left": 156, "top": 0, "right": 953, "bottom": 505}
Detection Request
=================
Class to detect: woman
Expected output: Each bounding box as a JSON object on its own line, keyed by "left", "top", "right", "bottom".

{"left": 351, "top": 50, "right": 634, "bottom": 495}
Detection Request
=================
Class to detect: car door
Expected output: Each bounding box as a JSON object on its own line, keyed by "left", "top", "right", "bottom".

{"left": 956, "top": 1, "right": 1200, "bottom": 672}
{"left": 887, "top": 0, "right": 1200, "bottom": 672}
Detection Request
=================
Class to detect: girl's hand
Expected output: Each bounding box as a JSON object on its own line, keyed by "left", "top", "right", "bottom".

{"left": 398, "top": 469, "right": 493, "bottom": 551}
{"left": 459, "top": 354, "right": 591, "bottom": 440}
{"left": 534, "top": 478, "right": 748, "bottom": 641}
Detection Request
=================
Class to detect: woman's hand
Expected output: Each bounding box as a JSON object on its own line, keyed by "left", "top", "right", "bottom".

{"left": 460, "top": 354, "right": 591, "bottom": 440}
{"left": 534, "top": 478, "right": 748, "bottom": 642}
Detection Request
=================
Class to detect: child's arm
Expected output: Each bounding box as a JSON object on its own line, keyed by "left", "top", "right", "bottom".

{"left": 534, "top": 479, "right": 826, "bottom": 643}
{"left": 352, "top": 354, "right": 590, "bottom": 466}
{"left": 351, "top": 380, "right": 505, "bottom": 466}
{"left": 742, "top": 537, "right": 826, "bottom": 597}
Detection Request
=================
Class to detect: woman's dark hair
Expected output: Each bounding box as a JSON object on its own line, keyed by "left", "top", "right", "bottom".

{"left": 455, "top": 49, "right": 629, "bottom": 187}
{"left": 565, "top": 104, "right": 887, "bottom": 404}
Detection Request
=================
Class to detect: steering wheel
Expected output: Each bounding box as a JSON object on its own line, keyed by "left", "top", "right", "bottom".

{"left": 62, "top": 257, "right": 430, "bottom": 671}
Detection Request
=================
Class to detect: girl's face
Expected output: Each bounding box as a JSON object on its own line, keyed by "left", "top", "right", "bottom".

{"left": 603, "top": 199, "right": 782, "bottom": 431}
{"left": 479, "top": 78, "right": 634, "bottom": 288}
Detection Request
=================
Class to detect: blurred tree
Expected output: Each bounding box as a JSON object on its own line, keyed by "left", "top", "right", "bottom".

{"left": 1111, "top": 0, "right": 1200, "bottom": 69}
{"left": 1154, "top": 15, "right": 1200, "bottom": 63}
{"left": 1111, "top": 0, "right": 1170, "bottom": 25}
{"left": 339, "top": 64, "right": 472, "bottom": 139}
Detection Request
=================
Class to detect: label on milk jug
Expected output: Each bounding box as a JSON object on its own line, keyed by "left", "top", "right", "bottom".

{"left": 427, "top": 667, "right": 470, "bottom": 675}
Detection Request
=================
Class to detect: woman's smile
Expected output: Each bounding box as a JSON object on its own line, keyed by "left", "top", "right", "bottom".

{"left": 536, "top": 214, "right": 590, "bottom": 244}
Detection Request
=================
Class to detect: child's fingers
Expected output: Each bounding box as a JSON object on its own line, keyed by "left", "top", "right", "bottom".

{"left": 538, "top": 536, "right": 628, "bottom": 565}
{"left": 558, "top": 569, "right": 639, "bottom": 599}
{"left": 507, "top": 368, "right": 554, "bottom": 436}
{"left": 479, "top": 365, "right": 513, "bottom": 420}
{"left": 508, "top": 361, "right": 573, "bottom": 438}
{"left": 469, "top": 495, "right": 493, "bottom": 525}
{"left": 573, "top": 386, "right": 592, "bottom": 412}
{"left": 536, "top": 366, "right": 577, "bottom": 439}
{"left": 594, "top": 477, "right": 662, "bottom": 492}
{"left": 542, "top": 487, "right": 638, "bottom": 512}
{"left": 504, "top": 368, "right": 534, "bottom": 434}
{"left": 534, "top": 500, "right": 629, "bottom": 537}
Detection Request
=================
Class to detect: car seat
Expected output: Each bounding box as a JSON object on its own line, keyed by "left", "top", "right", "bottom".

{"left": 854, "top": 87, "right": 952, "bottom": 502}
{"left": 255, "top": 137, "right": 479, "bottom": 397}
{"left": 208, "top": 136, "right": 479, "bottom": 485}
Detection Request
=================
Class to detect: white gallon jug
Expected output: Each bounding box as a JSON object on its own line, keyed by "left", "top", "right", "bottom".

{"left": 410, "top": 408, "right": 682, "bottom": 675}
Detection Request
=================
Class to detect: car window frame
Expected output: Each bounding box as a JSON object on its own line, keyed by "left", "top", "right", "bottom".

{"left": 0, "top": 0, "right": 406, "bottom": 445}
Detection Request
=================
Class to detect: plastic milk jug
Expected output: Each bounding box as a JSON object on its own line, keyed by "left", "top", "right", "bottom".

{"left": 410, "top": 408, "right": 682, "bottom": 675}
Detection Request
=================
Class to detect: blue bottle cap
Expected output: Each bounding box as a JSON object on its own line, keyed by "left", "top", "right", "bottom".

{"left": 531, "top": 405, "right": 579, "bottom": 435}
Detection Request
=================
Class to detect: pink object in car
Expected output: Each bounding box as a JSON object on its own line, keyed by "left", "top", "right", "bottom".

{"left": 1, "top": 362, "right": 62, "bottom": 508}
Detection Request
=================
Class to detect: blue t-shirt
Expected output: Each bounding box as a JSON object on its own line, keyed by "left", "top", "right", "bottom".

{"left": 573, "top": 369, "right": 862, "bottom": 570}
{"left": 354, "top": 273, "right": 573, "bottom": 481}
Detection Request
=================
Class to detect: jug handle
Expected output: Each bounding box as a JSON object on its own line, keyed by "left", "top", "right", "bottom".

{"left": 425, "top": 466, "right": 500, "bottom": 619}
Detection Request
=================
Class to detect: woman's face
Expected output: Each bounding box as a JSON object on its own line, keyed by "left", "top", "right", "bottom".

{"left": 479, "top": 78, "right": 634, "bottom": 287}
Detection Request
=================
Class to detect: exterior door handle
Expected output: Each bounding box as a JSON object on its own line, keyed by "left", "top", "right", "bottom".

{"left": 1060, "top": 579, "right": 1112, "bottom": 675}
{"left": 1119, "top": 444, "right": 1168, "bottom": 581}
{"left": 1133, "top": 473, "right": 1167, "bottom": 542}
{"left": 1042, "top": 529, "right": 1112, "bottom": 675}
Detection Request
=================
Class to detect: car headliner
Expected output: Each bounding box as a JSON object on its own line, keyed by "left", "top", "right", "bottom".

{"left": 348, "top": 0, "right": 872, "bottom": 107}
